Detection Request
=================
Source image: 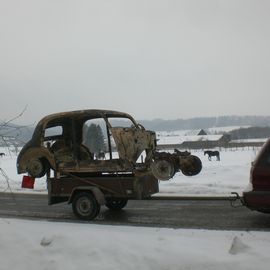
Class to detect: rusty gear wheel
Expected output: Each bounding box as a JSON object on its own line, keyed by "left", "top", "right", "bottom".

{"left": 151, "top": 159, "right": 175, "bottom": 180}
{"left": 180, "top": 155, "right": 202, "bottom": 176}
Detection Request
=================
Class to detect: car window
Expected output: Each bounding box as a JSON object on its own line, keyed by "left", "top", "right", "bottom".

{"left": 83, "top": 119, "right": 107, "bottom": 156}
{"left": 44, "top": 126, "right": 63, "bottom": 138}
{"left": 82, "top": 118, "right": 124, "bottom": 160}
{"left": 107, "top": 117, "right": 136, "bottom": 128}
{"left": 264, "top": 152, "right": 270, "bottom": 166}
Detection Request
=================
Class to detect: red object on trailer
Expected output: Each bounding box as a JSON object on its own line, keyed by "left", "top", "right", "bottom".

{"left": 21, "top": 175, "right": 35, "bottom": 189}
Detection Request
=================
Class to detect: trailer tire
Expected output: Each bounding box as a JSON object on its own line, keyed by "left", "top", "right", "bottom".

{"left": 105, "top": 199, "right": 128, "bottom": 210}
{"left": 72, "top": 192, "right": 100, "bottom": 220}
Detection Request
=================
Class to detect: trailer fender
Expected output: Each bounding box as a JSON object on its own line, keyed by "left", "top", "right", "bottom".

{"left": 68, "top": 186, "right": 106, "bottom": 205}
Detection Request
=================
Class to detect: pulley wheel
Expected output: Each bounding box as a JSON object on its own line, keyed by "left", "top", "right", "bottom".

{"left": 151, "top": 159, "right": 175, "bottom": 180}
{"left": 181, "top": 155, "right": 202, "bottom": 176}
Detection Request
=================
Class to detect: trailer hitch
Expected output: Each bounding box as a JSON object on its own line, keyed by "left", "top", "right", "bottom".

{"left": 230, "top": 192, "right": 245, "bottom": 208}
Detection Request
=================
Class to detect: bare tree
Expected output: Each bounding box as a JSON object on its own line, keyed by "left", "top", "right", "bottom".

{"left": 0, "top": 106, "right": 29, "bottom": 154}
{"left": 0, "top": 106, "right": 29, "bottom": 194}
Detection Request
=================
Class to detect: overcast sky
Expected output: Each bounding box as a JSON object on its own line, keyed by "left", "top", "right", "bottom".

{"left": 0, "top": 0, "right": 270, "bottom": 124}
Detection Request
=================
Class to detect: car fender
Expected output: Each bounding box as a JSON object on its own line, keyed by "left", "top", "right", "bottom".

{"left": 68, "top": 186, "right": 106, "bottom": 205}
{"left": 17, "top": 147, "right": 55, "bottom": 173}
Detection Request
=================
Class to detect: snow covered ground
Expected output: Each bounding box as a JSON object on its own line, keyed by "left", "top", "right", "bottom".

{"left": 159, "top": 148, "right": 258, "bottom": 196}
{"left": 1, "top": 218, "right": 270, "bottom": 270}
{"left": 0, "top": 146, "right": 260, "bottom": 196}
{"left": 1, "top": 146, "right": 270, "bottom": 270}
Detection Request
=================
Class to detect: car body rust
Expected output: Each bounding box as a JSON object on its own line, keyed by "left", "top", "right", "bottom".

{"left": 17, "top": 109, "right": 203, "bottom": 220}
{"left": 17, "top": 109, "right": 202, "bottom": 180}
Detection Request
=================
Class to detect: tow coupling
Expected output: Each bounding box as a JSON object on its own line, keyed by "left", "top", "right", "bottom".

{"left": 230, "top": 192, "right": 245, "bottom": 208}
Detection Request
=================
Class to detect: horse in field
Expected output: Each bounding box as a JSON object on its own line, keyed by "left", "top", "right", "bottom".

{"left": 204, "top": 150, "right": 220, "bottom": 161}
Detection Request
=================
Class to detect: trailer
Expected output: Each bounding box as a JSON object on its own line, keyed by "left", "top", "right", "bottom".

{"left": 17, "top": 109, "right": 202, "bottom": 220}
{"left": 47, "top": 172, "right": 159, "bottom": 220}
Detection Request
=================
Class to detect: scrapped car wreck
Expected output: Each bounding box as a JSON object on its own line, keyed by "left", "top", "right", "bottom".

{"left": 17, "top": 109, "right": 202, "bottom": 220}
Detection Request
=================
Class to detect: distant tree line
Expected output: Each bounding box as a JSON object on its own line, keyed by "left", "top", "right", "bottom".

{"left": 228, "top": 127, "right": 270, "bottom": 140}
{"left": 140, "top": 115, "right": 270, "bottom": 131}
{"left": 0, "top": 123, "right": 34, "bottom": 146}
{"left": 7, "top": 115, "right": 270, "bottom": 144}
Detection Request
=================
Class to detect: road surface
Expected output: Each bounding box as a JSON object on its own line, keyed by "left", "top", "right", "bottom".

{"left": 1, "top": 192, "right": 270, "bottom": 230}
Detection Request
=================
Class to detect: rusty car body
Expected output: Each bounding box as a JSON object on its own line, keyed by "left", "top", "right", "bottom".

{"left": 17, "top": 109, "right": 202, "bottom": 220}
{"left": 17, "top": 109, "right": 202, "bottom": 180}
{"left": 17, "top": 110, "right": 157, "bottom": 178}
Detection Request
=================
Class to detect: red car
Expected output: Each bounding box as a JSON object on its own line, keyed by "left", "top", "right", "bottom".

{"left": 243, "top": 138, "right": 270, "bottom": 213}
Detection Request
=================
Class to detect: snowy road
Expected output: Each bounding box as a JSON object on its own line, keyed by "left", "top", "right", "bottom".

{"left": 1, "top": 192, "right": 270, "bottom": 231}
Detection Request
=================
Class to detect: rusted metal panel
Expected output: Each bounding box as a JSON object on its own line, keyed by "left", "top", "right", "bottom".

{"left": 111, "top": 127, "right": 156, "bottom": 163}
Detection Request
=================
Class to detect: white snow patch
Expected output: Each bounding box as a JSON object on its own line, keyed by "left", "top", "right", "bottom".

{"left": 229, "top": 236, "right": 250, "bottom": 255}
{"left": 1, "top": 218, "right": 270, "bottom": 270}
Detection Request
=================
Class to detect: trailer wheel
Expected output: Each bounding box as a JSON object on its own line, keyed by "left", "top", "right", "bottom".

{"left": 72, "top": 192, "right": 100, "bottom": 220}
{"left": 105, "top": 199, "right": 128, "bottom": 210}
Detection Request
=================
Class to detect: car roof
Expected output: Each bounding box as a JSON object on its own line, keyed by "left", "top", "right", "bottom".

{"left": 38, "top": 109, "right": 136, "bottom": 125}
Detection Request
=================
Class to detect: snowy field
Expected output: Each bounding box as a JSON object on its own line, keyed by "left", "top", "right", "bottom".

{"left": 1, "top": 146, "right": 270, "bottom": 270}
{"left": 159, "top": 148, "right": 258, "bottom": 196}
{"left": 0, "top": 146, "right": 260, "bottom": 196}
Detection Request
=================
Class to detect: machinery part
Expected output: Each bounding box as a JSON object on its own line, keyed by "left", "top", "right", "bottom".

{"left": 180, "top": 155, "right": 202, "bottom": 176}
{"left": 78, "top": 145, "right": 93, "bottom": 160}
{"left": 151, "top": 159, "right": 175, "bottom": 180}
{"left": 26, "top": 158, "right": 48, "bottom": 178}
{"left": 174, "top": 149, "right": 190, "bottom": 156}
{"left": 72, "top": 192, "right": 100, "bottom": 220}
{"left": 105, "top": 199, "right": 128, "bottom": 210}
